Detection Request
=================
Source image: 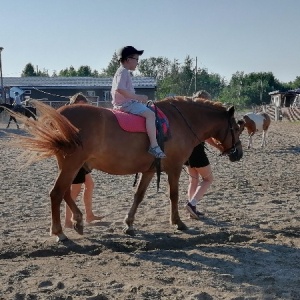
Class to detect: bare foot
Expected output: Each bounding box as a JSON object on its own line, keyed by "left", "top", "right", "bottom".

{"left": 86, "top": 214, "right": 104, "bottom": 224}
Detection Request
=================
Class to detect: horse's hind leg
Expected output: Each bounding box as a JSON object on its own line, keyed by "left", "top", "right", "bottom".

{"left": 49, "top": 184, "right": 67, "bottom": 241}
{"left": 261, "top": 131, "right": 266, "bottom": 147}
{"left": 124, "top": 172, "right": 154, "bottom": 235}
{"left": 262, "top": 127, "right": 269, "bottom": 147}
{"left": 50, "top": 171, "right": 83, "bottom": 242}
{"left": 6, "top": 116, "right": 12, "bottom": 128}
{"left": 64, "top": 188, "right": 83, "bottom": 234}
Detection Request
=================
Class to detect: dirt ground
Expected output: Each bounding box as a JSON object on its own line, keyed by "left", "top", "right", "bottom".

{"left": 0, "top": 115, "right": 300, "bottom": 300}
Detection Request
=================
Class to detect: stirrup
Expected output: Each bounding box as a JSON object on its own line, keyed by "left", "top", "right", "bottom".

{"left": 148, "top": 146, "right": 166, "bottom": 158}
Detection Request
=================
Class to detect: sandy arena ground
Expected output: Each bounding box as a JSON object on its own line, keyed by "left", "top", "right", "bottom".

{"left": 0, "top": 113, "right": 300, "bottom": 300}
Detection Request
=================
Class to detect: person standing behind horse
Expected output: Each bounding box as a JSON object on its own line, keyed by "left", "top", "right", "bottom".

{"left": 185, "top": 91, "right": 219, "bottom": 219}
{"left": 64, "top": 93, "right": 103, "bottom": 228}
{"left": 13, "top": 92, "right": 23, "bottom": 113}
{"left": 111, "top": 45, "right": 166, "bottom": 158}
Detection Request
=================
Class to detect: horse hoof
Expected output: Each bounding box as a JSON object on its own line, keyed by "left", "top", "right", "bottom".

{"left": 176, "top": 222, "right": 188, "bottom": 231}
{"left": 56, "top": 233, "right": 68, "bottom": 242}
{"left": 123, "top": 226, "right": 135, "bottom": 236}
{"left": 73, "top": 222, "right": 84, "bottom": 235}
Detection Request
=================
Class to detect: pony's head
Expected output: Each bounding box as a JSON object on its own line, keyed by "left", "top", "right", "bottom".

{"left": 237, "top": 118, "right": 246, "bottom": 133}
{"left": 213, "top": 106, "right": 243, "bottom": 162}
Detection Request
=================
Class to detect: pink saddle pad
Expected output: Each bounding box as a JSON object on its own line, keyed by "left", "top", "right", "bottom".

{"left": 110, "top": 107, "right": 169, "bottom": 135}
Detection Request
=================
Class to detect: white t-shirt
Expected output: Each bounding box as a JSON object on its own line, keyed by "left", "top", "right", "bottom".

{"left": 111, "top": 66, "right": 135, "bottom": 106}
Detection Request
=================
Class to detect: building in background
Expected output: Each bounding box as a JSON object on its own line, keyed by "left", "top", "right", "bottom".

{"left": 3, "top": 77, "right": 156, "bottom": 108}
{"left": 269, "top": 89, "right": 300, "bottom": 108}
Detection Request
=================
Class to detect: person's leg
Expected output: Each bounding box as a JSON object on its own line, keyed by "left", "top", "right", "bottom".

{"left": 82, "top": 173, "right": 103, "bottom": 223}
{"left": 121, "top": 102, "right": 165, "bottom": 158}
{"left": 186, "top": 164, "right": 213, "bottom": 219}
{"left": 65, "top": 183, "right": 82, "bottom": 228}
{"left": 190, "top": 164, "right": 213, "bottom": 204}
{"left": 187, "top": 166, "right": 199, "bottom": 201}
{"left": 140, "top": 109, "right": 158, "bottom": 147}
{"left": 140, "top": 109, "right": 166, "bottom": 158}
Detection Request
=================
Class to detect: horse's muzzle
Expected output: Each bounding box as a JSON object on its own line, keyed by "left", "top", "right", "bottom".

{"left": 228, "top": 147, "right": 243, "bottom": 162}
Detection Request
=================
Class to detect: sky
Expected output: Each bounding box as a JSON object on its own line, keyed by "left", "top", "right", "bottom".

{"left": 1, "top": 0, "right": 300, "bottom": 83}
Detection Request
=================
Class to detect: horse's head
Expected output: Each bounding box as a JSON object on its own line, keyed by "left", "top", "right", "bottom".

{"left": 237, "top": 118, "right": 246, "bottom": 134}
{"left": 213, "top": 106, "right": 243, "bottom": 162}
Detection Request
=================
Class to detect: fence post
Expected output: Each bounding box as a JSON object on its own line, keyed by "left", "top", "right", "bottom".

{"left": 274, "top": 106, "right": 280, "bottom": 121}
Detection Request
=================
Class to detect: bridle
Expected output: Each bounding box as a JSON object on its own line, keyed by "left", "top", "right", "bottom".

{"left": 219, "top": 117, "right": 241, "bottom": 158}
{"left": 170, "top": 101, "right": 240, "bottom": 158}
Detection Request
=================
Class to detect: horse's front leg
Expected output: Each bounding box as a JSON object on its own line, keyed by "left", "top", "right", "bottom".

{"left": 168, "top": 170, "right": 188, "bottom": 231}
{"left": 64, "top": 188, "right": 83, "bottom": 235}
{"left": 124, "top": 172, "right": 154, "bottom": 235}
{"left": 248, "top": 134, "right": 253, "bottom": 149}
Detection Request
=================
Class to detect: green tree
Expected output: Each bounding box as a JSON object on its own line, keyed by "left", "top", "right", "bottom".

{"left": 289, "top": 76, "right": 300, "bottom": 89}
{"left": 36, "top": 68, "right": 49, "bottom": 77}
{"left": 219, "top": 71, "right": 286, "bottom": 107}
{"left": 195, "top": 69, "right": 226, "bottom": 99}
{"left": 21, "top": 63, "right": 36, "bottom": 77}
{"left": 179, "top": 56, "right": 195, "bottom": 95}
{"left": 157, "top": 59, "right": 181, "bottom": 98}
{"left": 138, "top": 57, "right": 171, "bottom": 80}
{"left": 102, "top": 52, "right": 119, "bottom": 77}
{"left": 77, "top": 65, "right": 93, "bottom": 76}
{"left": 58, "top": 66, "right": 77, "bottom": 77}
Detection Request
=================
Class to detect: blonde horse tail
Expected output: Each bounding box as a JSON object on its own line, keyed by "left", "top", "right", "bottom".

{"left": 8, "top": 100, "right": 82, "bottom": 164}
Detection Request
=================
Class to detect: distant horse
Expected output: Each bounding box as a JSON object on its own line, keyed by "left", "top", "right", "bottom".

{"left": 0, "top": 103, "right": 37, "bottom": 129}
{"left": 238, "top": 112, "right": 271, "bottom": 148}
{"left": 10, "top": 97, "right": 243, "bottom": 241}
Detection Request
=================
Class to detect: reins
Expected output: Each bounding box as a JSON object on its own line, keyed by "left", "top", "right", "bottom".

{"left": 170, "top": 101, "right": 239, "bottom": 157}
{"left": 170, "top": 101, "right": 203, "bottom": 144}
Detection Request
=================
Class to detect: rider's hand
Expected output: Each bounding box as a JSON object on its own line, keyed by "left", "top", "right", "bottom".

{"left": 137, "top": 95, "right": 148, "bottom": 103}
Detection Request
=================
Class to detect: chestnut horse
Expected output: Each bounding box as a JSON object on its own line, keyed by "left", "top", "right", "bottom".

{"left": 11, "top": 96, "right": 243, "bottom": 241}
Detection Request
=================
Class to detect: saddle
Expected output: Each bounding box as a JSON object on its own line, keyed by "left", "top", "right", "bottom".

{"left": 110, "top": 106, "right": 170, "bottom": 140}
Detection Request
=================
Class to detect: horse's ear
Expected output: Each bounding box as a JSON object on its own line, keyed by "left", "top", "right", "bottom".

{"left": 237, "top": 119, "right": 245, "bottom": 126}
{"left": 227, "top": 106, "right": 235, "bottom": 117}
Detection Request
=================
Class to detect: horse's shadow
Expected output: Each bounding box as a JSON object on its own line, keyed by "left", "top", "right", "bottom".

{"left": 0, "top": 128, "right": 31, "bottom": 138}
{"left": 87, "top": 229, "right": 299, "bottom": 298}
{"left": 268, "top": 146, "right": 300, "bottom": 154}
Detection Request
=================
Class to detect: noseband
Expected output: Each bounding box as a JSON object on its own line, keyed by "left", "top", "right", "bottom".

{"left": 220, "top": 117, "right": 241, "bottom": 157}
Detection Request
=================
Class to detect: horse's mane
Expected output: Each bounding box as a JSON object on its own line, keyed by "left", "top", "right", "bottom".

{"left": 160, "top": 96, "right": 226, "bottom": 111}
